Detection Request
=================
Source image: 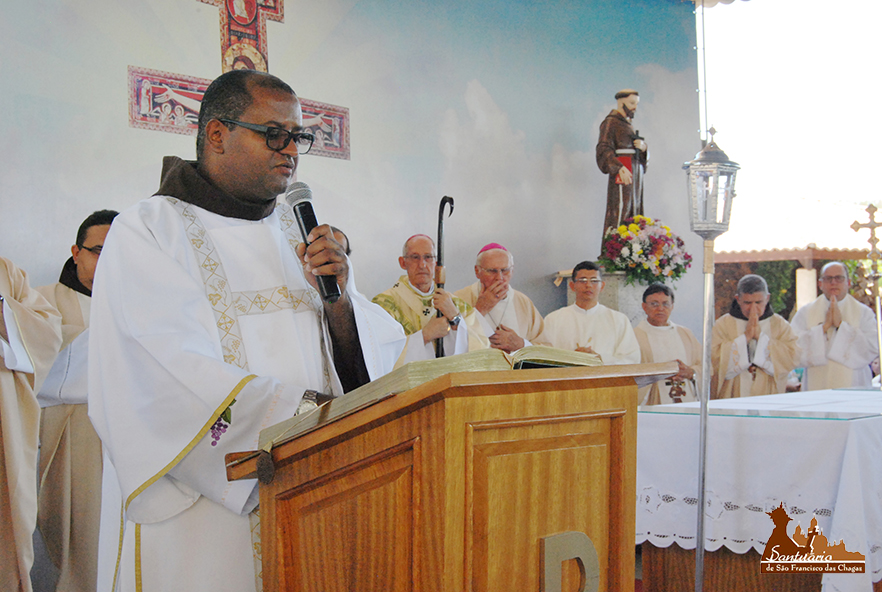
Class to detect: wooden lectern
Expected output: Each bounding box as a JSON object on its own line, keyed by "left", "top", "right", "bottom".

{"left": 227, "top": 363, "right": 673, "bottom": 592}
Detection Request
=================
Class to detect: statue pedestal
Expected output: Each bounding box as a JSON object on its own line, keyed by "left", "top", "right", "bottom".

{"left": 597, "top": 271, "right": 644, "bottom": 326}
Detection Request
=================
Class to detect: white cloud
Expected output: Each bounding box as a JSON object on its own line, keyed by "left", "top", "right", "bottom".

{"left": 439, "top": 80, "right": 536, "bottom": 209}
{"left": 435, "top": 70, "right": 701, "bottom": 281}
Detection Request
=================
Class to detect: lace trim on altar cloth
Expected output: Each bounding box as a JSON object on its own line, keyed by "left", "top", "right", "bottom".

{"left": 635, "top": 485, "right": 882, "bottom": 574}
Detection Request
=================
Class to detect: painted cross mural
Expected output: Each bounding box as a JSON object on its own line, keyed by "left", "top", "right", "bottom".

{"left": 200, "top": 0, "right": 284, "bottom": 73}
{"left": 128, "top": 0, "right": 350, "bottom": 160}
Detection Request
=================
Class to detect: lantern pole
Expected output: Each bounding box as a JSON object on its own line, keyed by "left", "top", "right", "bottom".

{"left": 695, "top": 238, "right": 714, "bottom": 592}
{"left": 683, "top": 128, "right": 739, "bottom": 592}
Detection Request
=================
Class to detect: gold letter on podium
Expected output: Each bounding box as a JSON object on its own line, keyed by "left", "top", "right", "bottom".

{"left": 540, "top": 531, "right": 600, "bottom": 592}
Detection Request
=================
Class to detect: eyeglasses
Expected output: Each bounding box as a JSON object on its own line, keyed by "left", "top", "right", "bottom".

{"left": 79, "top": 245, "right": 103, "bottom": 256}
{"left": 645, "top": 301, "right": 672, "bottom": 309}
{"left": 218, "top": 119, "right": 315, "bottom": 154}
{"left": 404, "top": 254, "right": 436, "bottom": 263}
{"left": 573, "top": 278, "right": 603, "bottom": 285}
{"left": 479, "top": 266, "right": 512, "bottom": 275}
{"left": 820, "top": 275, "right": 847, "bottom": 284}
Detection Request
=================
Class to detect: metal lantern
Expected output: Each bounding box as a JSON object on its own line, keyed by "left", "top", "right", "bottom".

{"left": 683, "top": 132, "right": 740, "bottom": 240}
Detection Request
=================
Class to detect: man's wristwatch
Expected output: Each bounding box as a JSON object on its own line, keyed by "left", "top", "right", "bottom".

{"left": 448, "top": 314, "right": 463, "bottom": 328}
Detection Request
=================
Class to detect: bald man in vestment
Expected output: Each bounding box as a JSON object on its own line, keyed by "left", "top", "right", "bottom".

{"left": 454, "top": 243, "right": 545, "bottom": 353}
{"left": 373, "top": 234, "right": 487, "bottom": 365}
{"left": 791, "top": 261, "right": 878, "bottom": 390}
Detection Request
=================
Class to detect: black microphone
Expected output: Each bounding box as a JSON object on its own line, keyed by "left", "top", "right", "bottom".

{"left": 285, "top": 181, "right": 341, "bottom": 304}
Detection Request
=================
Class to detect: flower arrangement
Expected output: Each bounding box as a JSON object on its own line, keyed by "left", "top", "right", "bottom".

{"left": 598, "top": 215, "right": 693, "bottom": 286}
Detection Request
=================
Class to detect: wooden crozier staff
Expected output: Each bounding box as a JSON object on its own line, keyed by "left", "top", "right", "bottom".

{"left": 435, "top": 196, "right": 454, "bottom": 358}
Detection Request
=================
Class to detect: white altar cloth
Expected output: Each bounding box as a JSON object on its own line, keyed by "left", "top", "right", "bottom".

{"left": 636, "top": 389, "right": 882, "bottom": 592}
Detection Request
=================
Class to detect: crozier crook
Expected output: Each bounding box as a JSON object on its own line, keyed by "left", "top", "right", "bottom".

{"left": 435, "top": 195, "right": 454, "bottom": 358}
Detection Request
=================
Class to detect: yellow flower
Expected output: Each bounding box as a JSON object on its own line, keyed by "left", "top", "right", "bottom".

{"left": 618, "top": 225, "right": 628, "bottom": 236}
{"left": 628, "top": 223, "right": 639, "bottom": 234}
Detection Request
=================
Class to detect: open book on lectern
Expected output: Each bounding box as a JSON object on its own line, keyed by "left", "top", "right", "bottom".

{"left": 257, "top": 345, "right": 602, "bottom": 451}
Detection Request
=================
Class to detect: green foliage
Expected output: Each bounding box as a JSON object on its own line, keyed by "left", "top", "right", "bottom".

{"left": 755, "top": 260, "right": 798, "bottom": 314}
{"left": 221, "top": 399, "right": 236, "bottom": 424}
{"left": 841, "top": 260, "right": 862, "bottom": 277}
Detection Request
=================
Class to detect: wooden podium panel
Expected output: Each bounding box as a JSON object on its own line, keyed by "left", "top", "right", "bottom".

{"left": 466, "top": 410, "right": 624, "bottom": 592}
{"left": 228, "top": 364, "right": 671, "bottom": 592}
{"left": 277, "top": 439, "right": 419, "bottom": 591}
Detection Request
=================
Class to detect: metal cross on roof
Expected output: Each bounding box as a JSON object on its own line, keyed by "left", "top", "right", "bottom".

{"left": 851, "top": 204, "right": 882, "bottom": 383}
{"left": 851, "top": 204, "right": 882, "bottom": 280}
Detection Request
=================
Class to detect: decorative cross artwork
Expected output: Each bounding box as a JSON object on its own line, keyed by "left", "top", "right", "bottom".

{"left": 198, "top": 0, "right": 282, "bottom": 73}
{"left": 127, "top": 0, "right": 350, "bottom": 160}
{"left": 128, "top": 67, "right": 211, "bottom": 136}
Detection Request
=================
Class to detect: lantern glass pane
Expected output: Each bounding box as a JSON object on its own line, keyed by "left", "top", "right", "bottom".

{"left": 716, "top": 173, "right": 732, "bottom": 224}
{"left": 694, "top": 170, "right": 713, "bottom": 223}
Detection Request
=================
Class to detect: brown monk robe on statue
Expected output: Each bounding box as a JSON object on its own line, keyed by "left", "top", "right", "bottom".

{"left": 596, "top": 89, "right": 648, "bottom": 246}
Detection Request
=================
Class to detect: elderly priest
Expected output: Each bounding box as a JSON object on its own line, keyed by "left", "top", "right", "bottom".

{"left": 454, "top": 243, "right": 545, "bottom": 353}
{"left": 373, "top": 234, "right": 487, "bottom": 364}
{"left": 711, "top": 274, "right": 799, "bottom": 398}
{"left": 791, "top": 262, "right": 878, "bottom": 390}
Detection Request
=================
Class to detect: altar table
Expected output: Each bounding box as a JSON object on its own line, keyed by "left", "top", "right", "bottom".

{"left": 636, "top": 390, "right": 882, "bottom": 592}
